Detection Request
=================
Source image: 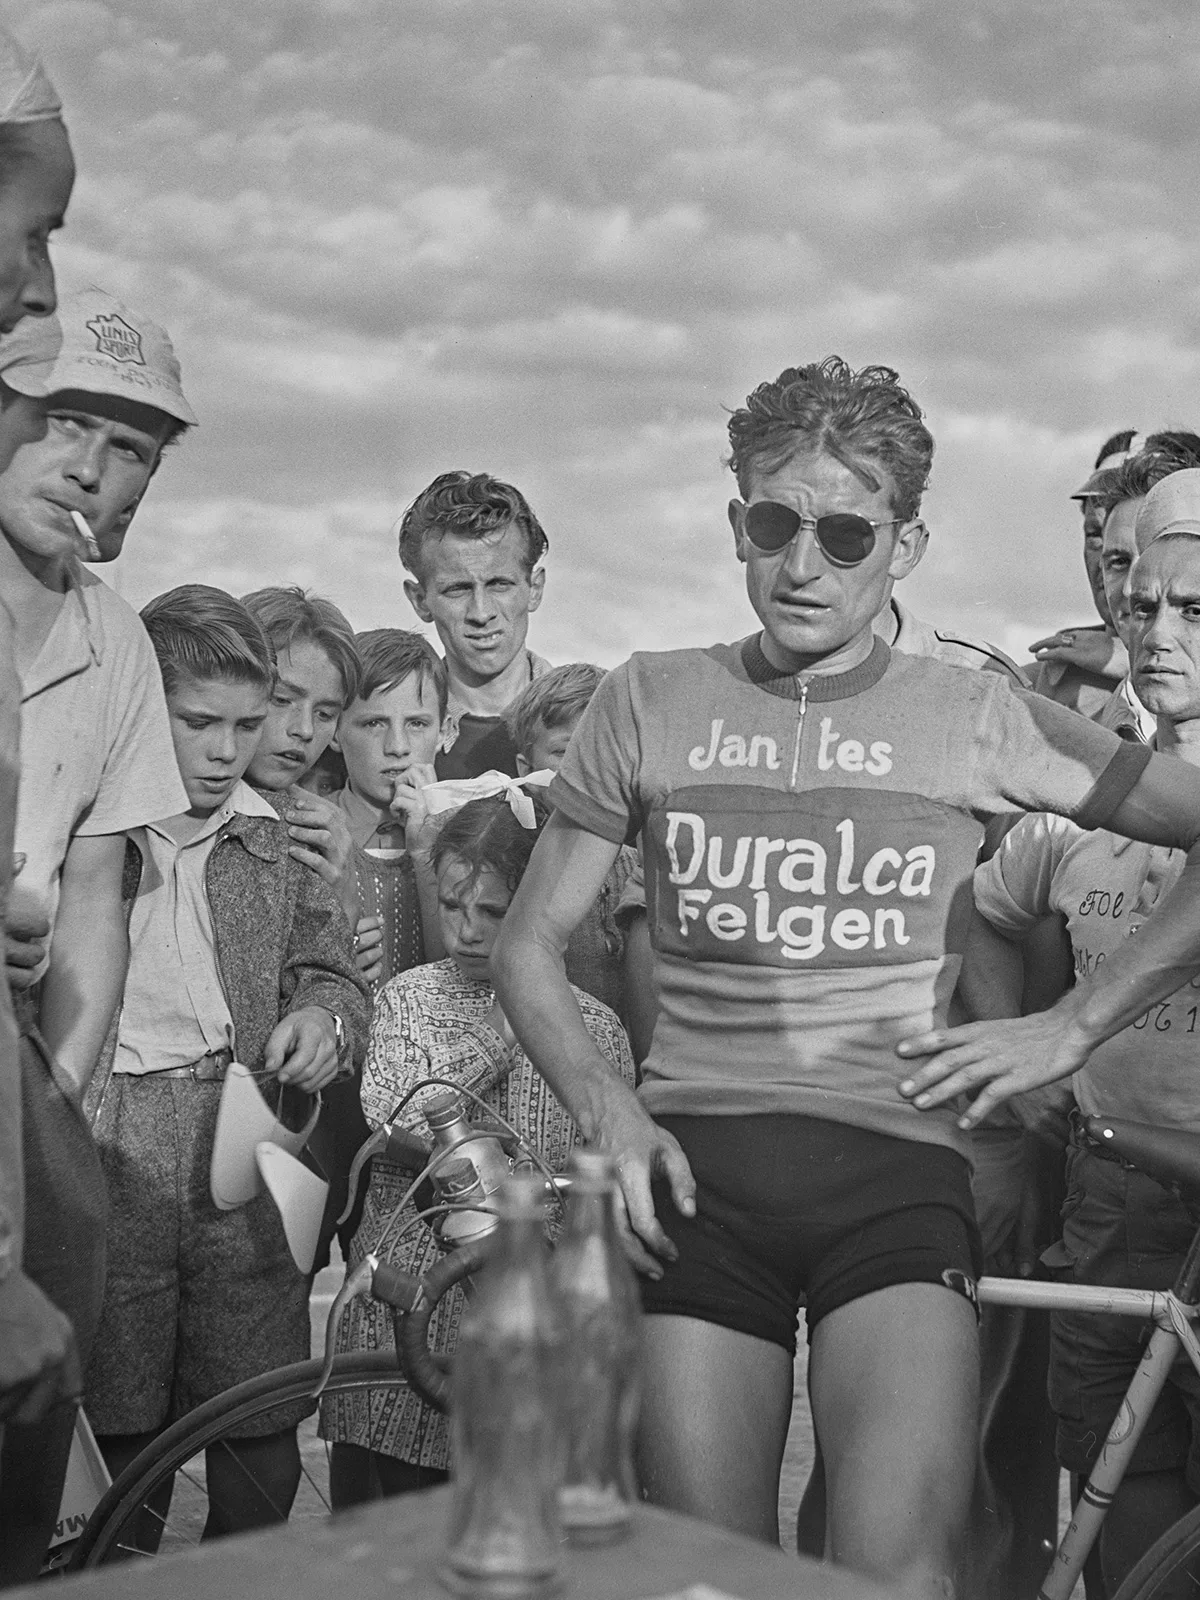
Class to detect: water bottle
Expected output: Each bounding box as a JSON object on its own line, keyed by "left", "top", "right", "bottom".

{"left": 550, "top": 1150, "right": 642, "bottom": 1545}
{"left": 423, "top": 1090, "right": 513, "bottom": 1199}
{"left": 441, "top": 1174, "right": 567, "bottom": 1599}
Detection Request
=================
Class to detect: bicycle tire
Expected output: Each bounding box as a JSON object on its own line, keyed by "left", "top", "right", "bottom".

{"left": 1112, "top": 1502, "right": 1200, "bottom": 1599}
{"left": 69, "top": 1351, "right": 409, "bottom": 1570}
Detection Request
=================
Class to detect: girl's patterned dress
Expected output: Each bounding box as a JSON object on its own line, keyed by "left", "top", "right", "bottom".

{"left": 320, "top": 957, "right": 635, "bottom": 1469}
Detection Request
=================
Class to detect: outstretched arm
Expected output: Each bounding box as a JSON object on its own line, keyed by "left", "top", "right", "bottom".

{"left": 899, "top": 755, "right": 1200, "bottom": 1127}
{"left": 492, "top": 813, "right": 695, "bottom": 1275}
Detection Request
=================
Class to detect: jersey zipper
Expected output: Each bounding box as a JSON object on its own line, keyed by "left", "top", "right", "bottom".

{"left": 789, "top": 680, "right": 809, "bottom": 790}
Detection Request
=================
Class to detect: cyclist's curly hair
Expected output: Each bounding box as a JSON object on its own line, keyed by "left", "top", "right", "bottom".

{"left": 397, "top": 471, "right": 548, "bottom": 580}
{"left": 726, "top": 357, "right": 934, "bottom": 522}
{"left": 430, "top": 793, "right": 550, "bottom": 900}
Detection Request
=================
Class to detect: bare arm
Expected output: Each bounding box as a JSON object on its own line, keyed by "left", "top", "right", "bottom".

{"left": 899, "top": 757, "right": 1200, "bottom": 1127}
{"left": 492, "top": 812, "right": 695, "bottom": 1273}
{"left": 39, "top": 833, "right": 128, "bottom": 1099}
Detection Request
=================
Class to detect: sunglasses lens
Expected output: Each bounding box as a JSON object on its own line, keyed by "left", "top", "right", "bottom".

{"left": 816, "top": 514, "right": 876, "bottom": 566}
{"left": 744, "top": 501, "right": 800, "bottom": 552}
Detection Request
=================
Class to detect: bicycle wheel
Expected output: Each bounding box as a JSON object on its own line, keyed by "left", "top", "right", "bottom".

{"left": 1113, "top": 1502, "right": 1200, "bottom": 1600}
{"left": 69, "top": 1352, "right": 410, "bottom": 1569}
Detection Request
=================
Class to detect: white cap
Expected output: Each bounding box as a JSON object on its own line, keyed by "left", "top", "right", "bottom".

{"left": 0, "top": 287, "right": 197, "bottom": 425}
{"left": 0, "top": 27, "right": 62, "bottom": 123}
{"left": 1135, "top": 469, "right": 1200, "bottom": 548}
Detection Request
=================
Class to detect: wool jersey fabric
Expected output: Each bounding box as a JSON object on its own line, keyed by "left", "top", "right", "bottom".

{"left": 550, "top": 634, "right": 1150, "bottom": 1158}
{"left": 975, "top": 812, "right": 1198, "bottom": 1131}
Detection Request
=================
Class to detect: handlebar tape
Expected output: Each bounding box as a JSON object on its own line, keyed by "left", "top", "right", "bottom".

{"left": 394, "top": 1237, "right": 491, "bottom": 1413}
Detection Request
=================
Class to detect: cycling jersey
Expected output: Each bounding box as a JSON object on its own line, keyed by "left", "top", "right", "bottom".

{"left": 551, "top": 634, "right": 1150, "bottom": 1156}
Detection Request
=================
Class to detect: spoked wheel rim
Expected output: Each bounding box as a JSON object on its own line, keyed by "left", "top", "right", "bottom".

{"left": 69, "top": 1353, "right": 409, "bottom": 1569}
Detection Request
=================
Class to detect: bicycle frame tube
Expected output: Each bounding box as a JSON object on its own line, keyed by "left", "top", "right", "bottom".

{"left": 1039, "top": 1318, "right": 1182, "bottom": 1600}
{"left": 978, "top": 1277, "right": 1168, "bottom": 1319}
{"left": 981, "top": 1261, "right": 1200, "bottom": 1600}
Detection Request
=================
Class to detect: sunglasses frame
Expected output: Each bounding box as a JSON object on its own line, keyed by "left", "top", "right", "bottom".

{"left": 740, "top": 501, "right": 904, "bottom": 567}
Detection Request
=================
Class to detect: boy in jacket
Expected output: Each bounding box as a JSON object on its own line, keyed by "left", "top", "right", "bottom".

{"left": 84, "top": 584, "right": 368, "bottom": 1545}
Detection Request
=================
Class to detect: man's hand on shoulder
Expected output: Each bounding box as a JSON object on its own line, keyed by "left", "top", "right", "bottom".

{"left": 0, "top": 1270, "right": 81, "bottom": 1425}
{"left": 1029, "top": 628, "right": 1127, "bottom": 683}
{"left": 283, "top": 792, "right": 359, "bottom": 924}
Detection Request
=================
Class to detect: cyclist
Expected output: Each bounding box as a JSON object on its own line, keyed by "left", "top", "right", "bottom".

{"left": 920, "top": 466, "right": 1200, "bottom": 1592}
{"left": 493, "top": 358, "right": 1200, "bottom": 1599}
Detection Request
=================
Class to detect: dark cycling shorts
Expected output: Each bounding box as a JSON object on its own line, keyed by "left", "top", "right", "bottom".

{"left": 641, "top": 1113, "right": 981, "bottom": 1356}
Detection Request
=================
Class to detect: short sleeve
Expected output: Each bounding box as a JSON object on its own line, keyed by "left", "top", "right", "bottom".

{"left": 75, "top": 620, "right": 187, "bottom": 835}
{"left": 973, "top": 812, "right": 1079, "bottom": 937}
{"left": 549, "top": 660, "right": 644, "bottom": 846}
{"left": 972, "top": 678, "right": 1151, "bottom": 827}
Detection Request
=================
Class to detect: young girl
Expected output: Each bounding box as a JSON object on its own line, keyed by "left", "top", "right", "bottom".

{"left": 323, "top": 795, "right": 636, "bottom": 1505}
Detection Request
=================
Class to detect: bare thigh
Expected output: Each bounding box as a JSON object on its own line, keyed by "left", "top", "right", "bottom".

{"left": 811, "top": 1283, "right": 979, "bottom": 1599}
{"left": 636, "top": 1312, "right": 794, "bottom": 1544}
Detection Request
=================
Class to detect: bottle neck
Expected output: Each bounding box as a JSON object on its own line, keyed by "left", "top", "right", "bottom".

{"left": 562, "top": 1182, "right": 617, "bottom": 1242}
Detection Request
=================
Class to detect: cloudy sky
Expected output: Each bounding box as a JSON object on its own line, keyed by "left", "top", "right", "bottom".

{"left": 10, "top": 0, "right": 1200, "bottom": 667}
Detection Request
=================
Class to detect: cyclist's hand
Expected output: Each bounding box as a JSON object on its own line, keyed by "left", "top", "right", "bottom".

{"left": 354, "top": 915, "right": 384, "bottom": 986}
{"left": 591, "top": 1094, "right": 696, "bottom": 1281}
{"left": 266, "top": 1006, "right": 340, "bottom": 1092}
{"left": 896, "top": 1009, "right": 1089, "bottom": 1131}
{"left": 0, "top": 1270, "right": 81, "bottom": 1425}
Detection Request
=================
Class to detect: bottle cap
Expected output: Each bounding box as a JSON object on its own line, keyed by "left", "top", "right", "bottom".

{"left": 422, "top": 1091, "right": 466, "bottom": 1129}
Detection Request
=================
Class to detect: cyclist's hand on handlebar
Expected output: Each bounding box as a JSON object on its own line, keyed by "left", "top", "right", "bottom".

{"left": 594, "top": 1097, "right": 696, "bottom": 1281}
{"left": 896, "top": 1009, "right": 1088, "bottom": 1131}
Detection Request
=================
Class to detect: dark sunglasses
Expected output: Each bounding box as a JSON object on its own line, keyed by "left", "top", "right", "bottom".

{"left": 741, "top": 501, "right": 902, "bottom": 566}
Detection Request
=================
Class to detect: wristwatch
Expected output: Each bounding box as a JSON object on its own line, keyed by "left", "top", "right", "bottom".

{"left": 327, "top": 1010, "right": 351, "bottom": 1078}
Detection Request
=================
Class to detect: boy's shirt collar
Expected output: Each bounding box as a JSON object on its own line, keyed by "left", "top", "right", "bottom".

{"left": 335, "top": 782, "right": 404, "bottom": 851}
{"left": 146, "top": 779, "right": 278, "bottom": 848}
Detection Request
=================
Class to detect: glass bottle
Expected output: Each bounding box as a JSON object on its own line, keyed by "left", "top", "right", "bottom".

{"left": 441, "top": 1174, "right": 567, "bottom": 1599}
{"left": 550, "top": 1150, "right": 642, "bottom": 1545}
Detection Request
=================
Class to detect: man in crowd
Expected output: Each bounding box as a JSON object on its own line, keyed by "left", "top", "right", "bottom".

{"left": 0, "top": 19, "right": 79, "bottom": 1519}
{"left": 1094, "top": 434, "right": 1200, "bottom": 745}
{"left": 1028, "top": 431, "right": 1143, "bottom": 717}
{"left": 969, "top": 466, "right": 1200, "bottom": 1595}
{"left": 398, "top": 470, "right": 551, "bottom": 779}
{"left": 0, "top": 287, "right": 193, "bottom": 1580}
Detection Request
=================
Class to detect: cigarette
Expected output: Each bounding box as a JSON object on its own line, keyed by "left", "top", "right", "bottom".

{"left": 70, "top": 510, "right": 101, "bottom": 561}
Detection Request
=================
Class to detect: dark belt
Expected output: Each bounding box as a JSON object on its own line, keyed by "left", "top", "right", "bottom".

{"left": 138, "top": 1047, "right": 235, "bottom": 1083}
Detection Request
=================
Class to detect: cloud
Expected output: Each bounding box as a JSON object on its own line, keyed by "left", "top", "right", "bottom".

{"left": 5, "top": 0, "right": 1200, "bottom": 669}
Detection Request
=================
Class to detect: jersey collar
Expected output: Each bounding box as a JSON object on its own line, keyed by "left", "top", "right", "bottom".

{"left": 741, "top": 633, "right": 891, "bottom": 702}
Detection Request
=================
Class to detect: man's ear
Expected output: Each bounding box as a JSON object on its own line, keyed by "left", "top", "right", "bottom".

{"left": 515, "top": 752, "right": 531, "bottom": 776}
{"left": 889, "top": 519, "right": 928, "bottom": 581}
{"left": 404, "top": 577, "right": 433, "bottom": 624}
{"left": 528, "top": 564, "right": 546, "bottom": 613}
{"left": 729, "top": 500, "right": 748, "bottom": 565}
